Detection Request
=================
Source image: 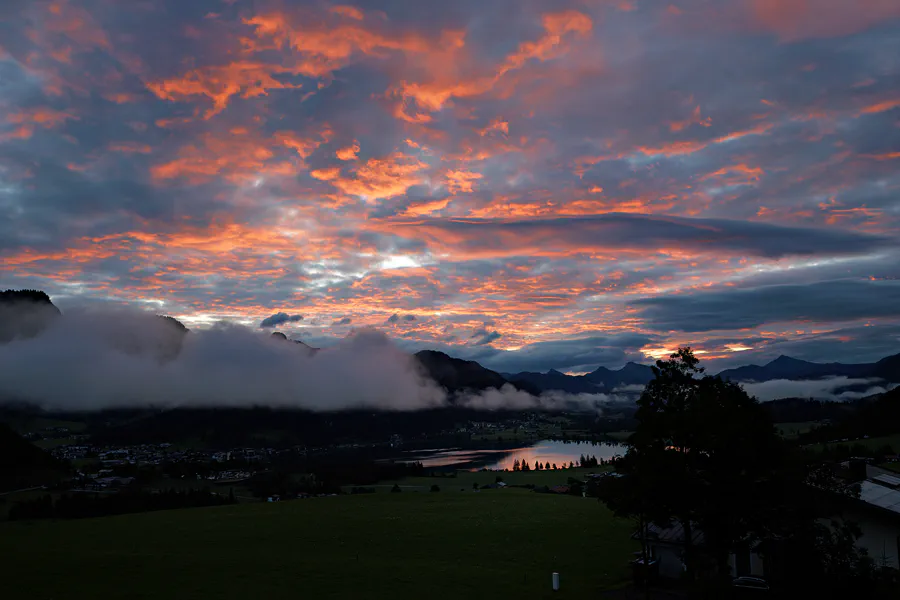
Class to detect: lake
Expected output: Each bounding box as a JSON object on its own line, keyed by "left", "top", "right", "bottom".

{"left": 396, "top": 440, "right": 624, "bottom": 471}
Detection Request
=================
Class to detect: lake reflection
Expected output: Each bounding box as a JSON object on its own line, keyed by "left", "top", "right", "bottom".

{"left": 399, "top": 440, "right": 623, "bottom": 471}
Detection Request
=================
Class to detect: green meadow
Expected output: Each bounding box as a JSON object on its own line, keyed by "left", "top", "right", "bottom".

{"left": 0, "top": 488, "right": 637, "bottom": 600}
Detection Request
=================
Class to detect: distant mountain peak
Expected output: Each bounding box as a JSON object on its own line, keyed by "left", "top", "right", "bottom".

{"left": 546, "top": 368, "right": 566, "bottom": 377}
{"left": 621, "top": 361, "right": 647, "bottom": 371}
{"left": 0, "top": 288, "right": 61, "bottom": 344}
{"left": 768, "top": 355, "right": 808, "bottom": 366}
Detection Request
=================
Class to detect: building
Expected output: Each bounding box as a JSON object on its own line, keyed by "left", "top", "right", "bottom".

{"left": 632, "top": 521, "right": 766, "bottom": 580}
{"left": 836, "top": 466, "right": 900, "bottom": 569}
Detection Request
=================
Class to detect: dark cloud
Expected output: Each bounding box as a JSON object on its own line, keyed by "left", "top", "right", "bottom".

{"left": 386, "top": 313, "right": 416, "bottom": 325}
{"left": 332, "top": 317, "right": 352, "bottom": 326}
{"left": 470, "top": 327, "right": 502, "bottom": 346}
{"left": 259, "top": 312, "right": 303, "bottom": 328}
{"left": 381, "top": 214, "right": 894, "bottom": 259}
{"left": 632, "top": 280, "right": 900, "bottom": 332}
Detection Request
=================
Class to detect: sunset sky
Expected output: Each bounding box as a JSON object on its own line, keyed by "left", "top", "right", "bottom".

{"left": 1, "top": 0, "right": 899, "bottom": 375}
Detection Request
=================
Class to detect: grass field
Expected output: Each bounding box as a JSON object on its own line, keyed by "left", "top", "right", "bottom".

{"left": 0, "top": 489, "right": 637, "bottom": 600}
{"left": 807, "top": 433, "right": 900, "bottom": 454}
{"left": 775, "top": 421, "right": 821, "bottom": 439}
{"left": 362, "top": 467, "right": 613, "bottom": 493}
{"left": 5, "top": 416, "right": 88, "bottom": 434}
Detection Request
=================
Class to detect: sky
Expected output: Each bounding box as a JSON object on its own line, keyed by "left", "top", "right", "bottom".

{"left": 1, "top": 0, "right": 899, "bottom": 376}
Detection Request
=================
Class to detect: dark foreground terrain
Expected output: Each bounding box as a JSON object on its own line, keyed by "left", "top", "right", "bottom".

{"left": 0, "top": 488, "right": 636, "bottom": 600}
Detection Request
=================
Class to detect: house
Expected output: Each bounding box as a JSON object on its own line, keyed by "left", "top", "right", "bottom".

{"left": 834, "top": 465, "right": 900, "bottom": 569}
{"left": 632, "top": 521, "right": 765, "bottom": 580}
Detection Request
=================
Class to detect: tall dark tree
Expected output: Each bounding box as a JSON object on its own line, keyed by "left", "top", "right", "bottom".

{"left": 599, "top": 347, "right": 877, "bottom": 593}
{"left": 601, "top": 348, "right": 783, "bottom": 581}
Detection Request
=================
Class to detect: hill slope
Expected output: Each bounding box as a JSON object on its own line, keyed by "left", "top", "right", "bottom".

{"left": 414, "top": 350, "right": 539, "bottom": 395}
{"left": 0, "top": 423, "right": 67, "bottom": 492}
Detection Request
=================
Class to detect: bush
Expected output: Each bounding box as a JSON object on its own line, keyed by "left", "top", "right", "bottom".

{"left": 430, "top": 484, "right": 440, "bottom": 492}
{"left": 391, "top": 484, "right": 401, "bottom": 493}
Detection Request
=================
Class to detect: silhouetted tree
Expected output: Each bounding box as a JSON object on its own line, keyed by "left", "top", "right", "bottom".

{"left": 513, "top": 459, "right": 521, "bottom": 472}
{"left": 598, "top": 348, "right": 783, "bottom": 583}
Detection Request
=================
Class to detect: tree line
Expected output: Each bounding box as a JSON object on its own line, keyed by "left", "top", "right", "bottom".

{"left": 8, "top": 488, "right": 235, "bottom": 521}
{"left": 511, "top": 454, "right": 607, "bottom": 471}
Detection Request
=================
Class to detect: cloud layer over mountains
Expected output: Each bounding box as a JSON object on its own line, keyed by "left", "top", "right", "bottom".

{"left": 0, "top": 304, "right": 628, "bottom": 412}
{"left": 0, "top": 307, "right": 446, "bottom": 411}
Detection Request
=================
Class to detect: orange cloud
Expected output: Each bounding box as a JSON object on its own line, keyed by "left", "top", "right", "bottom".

{"left": 859, "top": 97, "right": 900, "bottom": 115}
{"left": 502, "top": 11, "right": 593, "bottom": 73}
{"left": 392, "top": 11, "right": 592, "bottom": 121}
{"left": 478, "top": 118, "right": 509, "bottom": 137}
{"left": 8, "top": 107, "right": 77, "bottom": 128}
{"left": 150, "top": 9, "right": 446, "bottom": 118}
{"left": 243, "top": 12, "right": 431, "bottom": 71}
{"left": 102, "top": 92, "right": 140, "bottom": 104}
{"left": 336, "top": 141, "right": 360, "bottom": 161}
{"left": 326, "top": 152, "right": 428, "bottom": 201}
{"left": 147, "top": 61, "right": 304, "bottom": 119}
{"left": 330, "top": 5, "right": 365, "bottom": 20}
{"left": 151, "top": 127, "right": 328, "bottom": 184}
{"left": 445, "top": 170, "right": 483, "bottom": 194}
{"left": 862, "top": 151, "right": 900, "bottom": 160}
{"left": 699, "top": 164, "right": 764, "bottom": 186}
{"left": 2, "top": 107, "right": 77, "bottom": 140}
{"left": 155, "top": 117, "right": 193, "bottom": 129}
{"left": 311, "top": 166, "right": 341, "bottom": 181}
{"left": 402, "top": 198, "right": 452, "bottom": 217}
{"left": 275, "top": 127, "right": 332, "bottom": 158}
{"left": 822, "top": 206, "right": 882, "bottom": 226}
{"left": 746, "top": 0, "right": 900, "bottom": 41}
{"left": 669, "top": 105, "right": 711, "bottom": 132}
{"left": 639, "top": 123, "right": 772, "bottom": 157}
{"left": 109, "top": 142, "right": 153, "bottom": 154}
{"left": 45, "top": 0, "right": 111, "bottom": 51}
